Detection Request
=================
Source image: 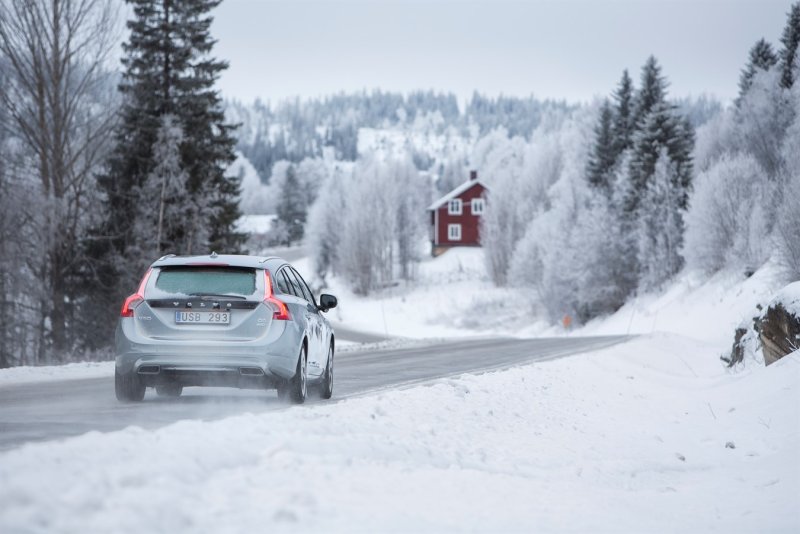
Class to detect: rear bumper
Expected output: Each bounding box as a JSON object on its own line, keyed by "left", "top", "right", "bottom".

{"left": 115, "top": 322, "right": 303, "bottom": 387}
{"left": 134, "top": 362, "right": 280, "bottom": 389}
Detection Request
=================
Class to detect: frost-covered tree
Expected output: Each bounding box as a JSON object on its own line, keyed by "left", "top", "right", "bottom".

{"left": 738, "top": 39, "right": 779, "bottom": 104}
{"left": 306, "top": 166, "right": 348, "bottom": 284}
{"left": 339, "top": 159, "right": 395, "bottom": 294}
{"left": 775, "top": 89, "right": 800, "bottom": 279}
{"left": 637, "top": 150, "right": 684, "bottom": 289}
{"left": 734, "top": 68, "right": 793, "bottom": 178}
{"left": 392, "top": 157, "right": 431, "bottom": 280}
{"left": 683, "top": 153, "right": 770, "bottom": 275}
{"left": 779, "top": 2, "right": 800, "bottom": 89}
{"left": 478, "top": 134, "right": 529, "bottom": 285}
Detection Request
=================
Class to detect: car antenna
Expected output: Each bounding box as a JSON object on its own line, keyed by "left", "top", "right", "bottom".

{"left": 210, "top": 251, "right": 218, "bottom": 258}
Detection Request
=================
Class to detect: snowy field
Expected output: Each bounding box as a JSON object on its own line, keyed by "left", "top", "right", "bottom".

{"left": 1, "top": 334, "right": 797, "bottom": 533}
{"left": 297, "top": 247, "right": 546, "bottom": 339}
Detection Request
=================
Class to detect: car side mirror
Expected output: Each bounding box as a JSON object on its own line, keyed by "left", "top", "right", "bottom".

{"left": 319, "top": 293, "right": 337, "bottom": 312}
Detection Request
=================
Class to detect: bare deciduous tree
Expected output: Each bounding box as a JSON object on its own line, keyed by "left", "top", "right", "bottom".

{"left": 0, "top": 0, "right": 118, "bottom": 360}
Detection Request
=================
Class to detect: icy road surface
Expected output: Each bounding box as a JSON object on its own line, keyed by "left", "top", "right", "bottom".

{"left": 0, "top": 335, "right": 626, "bottom": 451}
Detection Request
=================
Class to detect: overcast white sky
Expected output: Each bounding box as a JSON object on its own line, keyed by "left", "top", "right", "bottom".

{"left": 210, "top": 0, "right": 794, "bottom": 105}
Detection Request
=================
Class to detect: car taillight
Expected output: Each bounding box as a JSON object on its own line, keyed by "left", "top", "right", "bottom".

{"left": 263, "top": 270, "right": 290, "bottom": 321}
{"left": 120, "top": 268, "right": 153, "bottom": 317}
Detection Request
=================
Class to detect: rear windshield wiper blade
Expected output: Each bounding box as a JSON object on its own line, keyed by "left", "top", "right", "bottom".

{"left": 187, "top": 292, "right": 248, "bottom": 300}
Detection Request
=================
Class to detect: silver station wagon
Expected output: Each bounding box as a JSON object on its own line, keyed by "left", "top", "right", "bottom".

{"left": 115, "top": 253, "right": 337, "bottom": 404}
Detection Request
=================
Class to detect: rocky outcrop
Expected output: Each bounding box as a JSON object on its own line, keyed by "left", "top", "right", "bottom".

{"left": 759, "top": 302, "right": 800, "bottom": 365}
{"left": 725, "top": 281, "right": 800, "bottom": 367}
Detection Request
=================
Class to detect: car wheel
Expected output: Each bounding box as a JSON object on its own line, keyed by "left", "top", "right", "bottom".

{"left": 155, "top": 384, "right": 183, "bottom": 398}
{"left": 115, "top": 367, "right": 145, "bottom": 402}
{"left": 319, "top": 344, "right": 334, "bottom": 400}
{"left": 288, "top": 344, "right": 308, "bottom": 404}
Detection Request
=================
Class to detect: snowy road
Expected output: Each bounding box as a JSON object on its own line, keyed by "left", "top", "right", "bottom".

{"left": 0, "top": 335, "right": 627, "bottom": 451}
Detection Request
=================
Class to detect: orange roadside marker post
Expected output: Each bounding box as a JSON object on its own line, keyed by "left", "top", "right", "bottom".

{"left": 562, "top": 314, "right": 572, "bottom": 330}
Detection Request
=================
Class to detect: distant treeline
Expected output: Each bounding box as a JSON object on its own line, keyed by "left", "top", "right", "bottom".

{"left": 226, "top": 91, "right": 579, "bottom": 182}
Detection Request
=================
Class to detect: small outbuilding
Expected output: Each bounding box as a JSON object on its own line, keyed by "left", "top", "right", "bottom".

{"left": 427, "top": 170, "right": 488, "bottom": 256}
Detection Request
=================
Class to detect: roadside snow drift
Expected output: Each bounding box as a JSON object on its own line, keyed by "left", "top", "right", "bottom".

{"left": 1, "top": 334, "right": 797, "bottom": 533}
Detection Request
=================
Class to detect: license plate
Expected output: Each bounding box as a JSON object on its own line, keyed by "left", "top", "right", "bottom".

{"left": 175, "top": 311, "right": 231, "bottom": 324}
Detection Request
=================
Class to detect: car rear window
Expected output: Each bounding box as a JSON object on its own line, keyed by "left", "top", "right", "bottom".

{"left": 153, "top": 267, "right": 256, "bottom": 296}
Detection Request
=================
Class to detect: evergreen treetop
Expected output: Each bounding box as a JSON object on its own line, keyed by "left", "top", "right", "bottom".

{"left": 738, "top": 39, "right": 779, "bottom": 105}
{"left": 612, "top": 69, "right": 635, "bottom": 154}
{"left": 780, "top": 2, "right": 800, "bottom": 89}
{"left": 633, "top": 56, "right": 669, "bottom": 128}
{"left": 586, "top": 100, "right": 617, "bottom": 193}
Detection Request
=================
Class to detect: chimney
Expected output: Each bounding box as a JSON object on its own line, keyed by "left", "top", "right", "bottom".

{"left": 469, "top": 170, "right": 478, "bottom": 181}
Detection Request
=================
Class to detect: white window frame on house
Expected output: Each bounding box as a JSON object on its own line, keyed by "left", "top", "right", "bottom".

{"left": 471, "top": 198, "right": 485, "bottom": 215}
{"left": 448, "top": 223, "right": 462, "bottom": 241}
{"left": 448, "top": 198, "right": 462, "bottom": 215}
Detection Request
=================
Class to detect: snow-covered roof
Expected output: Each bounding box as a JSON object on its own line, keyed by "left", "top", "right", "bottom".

{"left": 427, "top": 180, "right": 489, "bottom": 211}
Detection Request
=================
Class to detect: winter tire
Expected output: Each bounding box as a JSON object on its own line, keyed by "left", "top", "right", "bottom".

{"left": 115, "top": 368, "right": 145, "bottom": 402}
{"left": 289, "top": 344, "right": 308, "bottom": 404}
{"left": 319, "top": 344, "right": 334, "bottom": 400}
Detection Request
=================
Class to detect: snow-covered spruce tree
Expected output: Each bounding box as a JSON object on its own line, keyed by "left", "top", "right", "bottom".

{"left": 275, "top": 165, "right": 307, "bottom": 246}
{"left": 627, "top": 100, "right": 694, "bottom": 217}
{"left": 96, "top": 0, "right": 242, "bottom": 302}
{"left": 737, "top": 39, "right": 779, "bottom": 105}
{"left": 612, "top": 69, "right": 636, "bottom": 155}
{"left": 632, "top": 56, "right": 668, "bottom": 130}
{"left": 779, "top": 2, "right": 800, "bottom": 89}
{"left": 637, "top": 150, "right": 684, "bottom": 290}
{"left": 683, "top": 153, "right": 770, "bottom": 275}
{"left": 130, "top": 115, "right": 203, "bottom": 264}
{"left": 585, "top": 100, "right": 616, "bottom": 193}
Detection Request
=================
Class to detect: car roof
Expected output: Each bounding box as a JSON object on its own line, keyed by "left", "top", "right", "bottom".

{"left": 150, "top": 253, "right": 288, "bottom": 270}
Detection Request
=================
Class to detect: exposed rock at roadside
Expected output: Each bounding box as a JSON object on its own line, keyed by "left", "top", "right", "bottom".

{"left": 726, "top": 282, "right": 800, "bottom": 367}
{"left": 760, "top": 300, "right": 800, "bottom": 365}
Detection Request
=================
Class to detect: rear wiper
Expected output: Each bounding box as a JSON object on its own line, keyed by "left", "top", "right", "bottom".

{"left": 187, "top": 292, "right": 247, "bottom": 300}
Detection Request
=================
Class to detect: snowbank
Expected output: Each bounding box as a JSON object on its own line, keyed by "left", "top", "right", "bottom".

{"left": 577, "top": 263, "right": 785, "bottom": 347}
{"left": 1, "top": 334, "right": 797, "bottom": 533}
{"left": 0, "top": 361, "right": 113, "bottom": 387}
{"left": 769, "top": 280, "right": 800, "bottom": 316}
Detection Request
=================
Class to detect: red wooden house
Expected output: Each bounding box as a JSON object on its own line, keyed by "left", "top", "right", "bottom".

{"left": 427, "top": 171, "right": 488, "bottom": 256}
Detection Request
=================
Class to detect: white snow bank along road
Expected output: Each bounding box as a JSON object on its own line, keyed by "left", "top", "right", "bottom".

{"left": 0, "top": 361, "right": 113, "bottom": 386}
{"left": 1, "top": 334, "right": 797, "bottom": 533}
